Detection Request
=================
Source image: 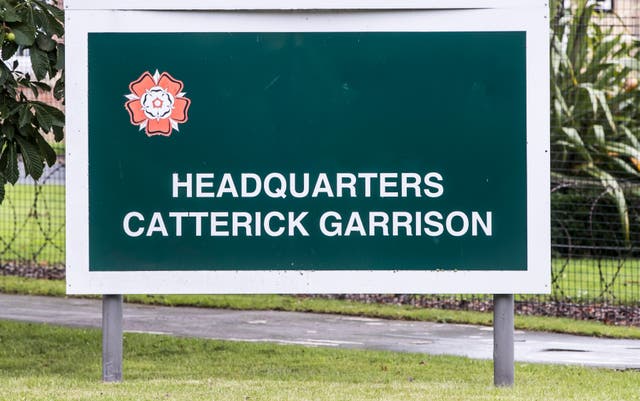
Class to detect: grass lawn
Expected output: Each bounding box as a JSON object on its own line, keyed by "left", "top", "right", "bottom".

{"left": 551, "top": 258, "right": 640, "bottom": 303}
{"left": 50, "top": 140, "right": 65, "bottom": 155}
{"left": 2, "top": 275, "right": 640, "bottom": 339}
{"left": 1, "top": 319, "right": 639, "bottom": 401}
{"left": 0, "top": 183, "right": 65, "bottom": 265}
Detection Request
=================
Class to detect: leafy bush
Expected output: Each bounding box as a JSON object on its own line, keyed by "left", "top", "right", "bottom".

{"left": 0, "top": 0, "right": 64, "bottom": 204}
{"left": 551, "top": 190, "right": 638, "bottom": 257}
{"left": 550, "top": 0, "right": 640, "bottom": 245}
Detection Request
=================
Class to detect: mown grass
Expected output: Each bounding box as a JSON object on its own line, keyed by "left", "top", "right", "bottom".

{"left": 0, "top": 319, "right": 638, "bottom": 401}
{"left": 2, "top": 275, "right": 640, "bottom": 339}
{"left": 0, "top": 183, "right": 65, "bottom": 265}
{"left": 551, "top": 258, "right": 640, "bottom": 303}
{"left": 50, "top": 140, "right": 65, "bottom": 155}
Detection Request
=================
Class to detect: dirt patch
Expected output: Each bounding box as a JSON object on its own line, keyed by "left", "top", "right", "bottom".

{"left": 304, "top": 294, "right": 640, "bottom": 327}
{"left": 1, "top": 261, "right": 65, "bottom": 280}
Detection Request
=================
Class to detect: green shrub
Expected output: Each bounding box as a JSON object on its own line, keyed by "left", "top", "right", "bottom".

{"left": 550, "top": 0, "right": 640, "bottom": 245}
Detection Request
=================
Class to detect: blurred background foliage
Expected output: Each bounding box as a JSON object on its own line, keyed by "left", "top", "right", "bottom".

{"left": 550, "top": 0, "right": 640, "bottom": 248}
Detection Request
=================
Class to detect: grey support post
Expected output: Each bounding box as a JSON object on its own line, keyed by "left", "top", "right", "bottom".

{"left": 493, "top": 294, "right": 514, "bottom": 387}
{"left": 102, "top": 294, "right": 123, "bottom": 382}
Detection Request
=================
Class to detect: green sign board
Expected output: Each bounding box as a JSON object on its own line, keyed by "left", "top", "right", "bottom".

{"left": 67, "top": 1, "right": 550, "bottom": 294}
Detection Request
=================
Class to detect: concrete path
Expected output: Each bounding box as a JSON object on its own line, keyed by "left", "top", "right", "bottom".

{"left": 1, "top": 293, "right": 638, "bottom": 369}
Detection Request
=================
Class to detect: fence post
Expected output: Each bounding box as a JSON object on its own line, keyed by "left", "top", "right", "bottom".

{"left": 493, "top": 293, "right": 514, "bottom": 387}
{"left": 102, "top": 294, "right": 123, "bottom": 382}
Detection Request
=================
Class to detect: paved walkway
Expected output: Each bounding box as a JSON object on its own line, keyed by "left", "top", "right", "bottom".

{"left": 0, "top": 293, "right": 638, "bottom": 369}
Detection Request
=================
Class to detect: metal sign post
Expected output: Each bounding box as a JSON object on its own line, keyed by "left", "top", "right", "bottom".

{"left": 102, "top": 294, "right": 123, "bottom": 382}
{"left": 493, "top": 294, "right": 514, "bottom": 386}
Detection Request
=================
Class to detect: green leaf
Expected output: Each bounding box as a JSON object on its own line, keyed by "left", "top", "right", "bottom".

{"left": 1, "top": 40, "right": 18, "bottom": 60}
{"left": 595, "top": 90, "right": 617, "bottom": 133}
{"left": 18, "top": 105, "right": 33, "bottom": 128}
{"left": 550, "top": 36, "right": 565, "bottom": 75}
{"left": 561, "top": 127, "right": 595, "bottom": 164}
{"left": 43, "top": 2, "right": 64, "bottom": 24}
{"left": 0, "top": 5, "right": 22, "bottom": 23}
{"left": 0, "top": 171, "right": 6, "bottom": 203}
{"left": 55, "top": 44, "right": 64, "bottom": 70}
{"left": 33, "top": 102, "right": 64, "bottom": 128}
{"left": 9, "top": 22, "right": 36, "bottom": 46}
{"left": 610, "top": 157, "right": 640, "bottom": 177}
{"left": 1, "top": 124, "right": 15, "bottom": 140}
{"left": 584, "top": 165, "right": 630, "bottom": 246}
{"left": 620, "top": 126, "right": 639, "bottom": 149}
{"left": 36, "top": 33, "right": 56, "bottom": 52}
{"left": 42, "top": 11, "right": 64, "bottom": 38}
{"left": 35, "top": 135, "right": 57, "bottom": 167}
{"left": 553, "top": 84, "right": 571, "bottom": 118}
{"left": 567, "top": 0, "right": 593, "bottom": 73}
{"left": 0, "top": 61, "right": 10, "bottom": 87}
{"left": 52, "top": 126, "right": 63, "bottom": 142}
{"left": 14, "top": 135, "right": 44, "bottom": 181}
{"left": 33, "top": 81, "right": 51, "bottom": 92}
{"left": 0, "top": 141, "right": 20, "bottom": 185}
{"left": 577, "top": 83, "right": 599, "bottom": 115}
{"left": 605, "top": 142, "right": 640, "bottom": 161}
{"left": 33, "top": 108, "right": 52, "bottom": 132}
{"left": 561, "top": 126, "right": 588, "bottom": 150}
{"left": 553, "top": 99, "right": 564, "bottom": 125}
{"left": 592, "top": 124, "right": 605, "bottom": 146}
{"left": 30, "top": 47, "right": 50, "bottom": 81}
{"left": 53, "top": 76, "right": 64, "bottom": 101}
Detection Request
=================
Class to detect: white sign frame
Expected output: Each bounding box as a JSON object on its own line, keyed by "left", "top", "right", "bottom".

{"left": 65, "top": 0, "right": 550, "bottom": 294}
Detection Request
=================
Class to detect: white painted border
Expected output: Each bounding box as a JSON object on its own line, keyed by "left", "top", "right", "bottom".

{"left": 66, "top": 6, "right": 550, "bottom": 294}
{"left": 65, "top": 0, "right": 543, "bottom": 11}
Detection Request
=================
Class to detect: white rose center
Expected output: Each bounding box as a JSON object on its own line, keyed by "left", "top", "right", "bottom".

{"left": 141, "top": 87, "right": 175, "bottom": 120}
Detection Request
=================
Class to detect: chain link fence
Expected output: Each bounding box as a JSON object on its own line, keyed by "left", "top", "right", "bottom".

{"left": 0, "top": 133, "right": 65, "bottom": 278}
{"left": 2, "top": 0, "right": 640, "bottom": 325}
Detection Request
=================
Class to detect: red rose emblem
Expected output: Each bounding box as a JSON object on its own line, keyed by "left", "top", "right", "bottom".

{"left": 125, "top": 70, "right": 191, "bottom": 137}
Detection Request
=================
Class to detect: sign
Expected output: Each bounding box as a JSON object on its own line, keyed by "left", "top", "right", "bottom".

{"left": 66, "top": 0, "right": 550, "bottom": 294}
